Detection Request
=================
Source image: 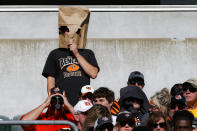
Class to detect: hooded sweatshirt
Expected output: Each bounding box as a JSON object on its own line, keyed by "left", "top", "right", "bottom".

{"left": 119, "top": 86, "right": 149, "bottom": 126}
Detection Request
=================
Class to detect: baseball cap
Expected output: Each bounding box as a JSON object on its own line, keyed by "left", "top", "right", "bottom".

{"left": 81, "top": 85, "right": 94, "bottom": 96}
{"left": 170, "top": 84, "right": 183, "bottom": 96}
{"left": 74, "top": 100, "right": 93, "bottom": 113}
{"left": 128, "top": 71, "right": 144, "bottom": 81}
{"left": 170, "top": 94, "right": 187, "bottom": 106}
{"left": 116, "top": 111, "right": 135, "bottom": 123}
{"left": 94, "top": 116, "right": 113, "bottom": 130}
{"left": 183, "top": 78, "right": 197, "bottom": 89}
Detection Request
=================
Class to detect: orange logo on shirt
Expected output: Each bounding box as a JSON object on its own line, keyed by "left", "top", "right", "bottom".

{"left": 66, "top": 64, "right": 79, "bottom": 72}
{"left": 86, "top": 87, "right": 91, "bottom": 90}
{"left": 85, "top": 102, "right": 91, "bottom": 106}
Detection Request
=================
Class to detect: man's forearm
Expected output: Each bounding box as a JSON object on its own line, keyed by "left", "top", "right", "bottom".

{"left": 21, "top": 103, "right": 46, "bottom": 120}
{"left": 75, "top": 53, "right": 98, "bottom": 79}
{"left": 47, "top": 76, "right": 55, "bottom": 96}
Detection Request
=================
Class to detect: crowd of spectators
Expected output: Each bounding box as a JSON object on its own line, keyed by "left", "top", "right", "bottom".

{"left": 20, "top": 71, "right": 197, "bottom": 131}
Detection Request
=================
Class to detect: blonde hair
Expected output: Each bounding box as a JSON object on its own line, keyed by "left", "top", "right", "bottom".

{"left": 82, "top": 104, "right": 111, "bottom": 131}
{"left": 150, "top": 88, "right": 171, "bottom": 115}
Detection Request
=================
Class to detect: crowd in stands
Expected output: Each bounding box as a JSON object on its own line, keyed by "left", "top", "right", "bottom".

{"left": 19, "top": 71, "right": 197, "bottom": 131}
{"left": 0, "top": 6, "right": 195, "bottom": 131}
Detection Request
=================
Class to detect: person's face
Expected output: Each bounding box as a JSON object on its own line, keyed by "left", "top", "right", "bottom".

{"left": 49, "top": 94, "right": 64, "bottom": 111}
{"left": 183, "top": 86, "right": 197, "bottom": 105}
{"left": 152, "top": 117, "right": 166, "bottom": 131}
{"left": 94, "top": 97, "right": 112, "bottom": 110}
{"left": 97, "top": 124, "right": 113, "bottom": 131}
{"left": 124, "top": 98, "right": 142, "bottom": 111}
{"left": 149, "top": 103, "right": 160, "bottom": 113}
{"left": 132, "top": 99, "right": 141, "bottom": 110}
{"left": 78, "top": 111, "right": 88, "bottom": 125}
{"left": 169, "top": 103, "right": 186, "bottom": 118}
{"left": 96, "top": 128, "right": 112, "bottom": 131}
{"left": 174, "top": 120, "right": 192, "bottom": 131}
{"left": 127, "top": 78, "right": 144, "bottom": 89}
{"left": 81, "top": 93, "right": 94, "bottom": 103}
{"left": 118, "top": 124, "right": 133, "bottom": 131}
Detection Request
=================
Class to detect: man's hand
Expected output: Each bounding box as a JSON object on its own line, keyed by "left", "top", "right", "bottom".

{"left": 42, "top": 94, "right": 57, "bottom": 108}
{"left": 56, "top": 93, "right": 74, "bottom": 114}
{"left": 56, "top": 93, "right": 70, "bottom": 107}
{"left": 68, "top": 43, "right": 79, "bottom": 56}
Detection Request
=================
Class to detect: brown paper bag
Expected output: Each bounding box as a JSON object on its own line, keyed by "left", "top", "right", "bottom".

{"left": 58, "top": 6, "right": 90, "bottom": 49}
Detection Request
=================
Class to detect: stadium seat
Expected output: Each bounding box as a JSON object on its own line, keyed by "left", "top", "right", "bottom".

{"left": 11, "top": 115, "right": 24, "bottom": 131}
{"left": 0, "top": 115, "right": 11, "bottom": 131}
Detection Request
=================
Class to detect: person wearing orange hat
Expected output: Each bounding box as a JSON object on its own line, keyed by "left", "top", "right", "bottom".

{"left": 74, "top": 100, "right": 93, "bottom": 131}
{"left": 78, "top": 85, "right": 94, "bottom": 103}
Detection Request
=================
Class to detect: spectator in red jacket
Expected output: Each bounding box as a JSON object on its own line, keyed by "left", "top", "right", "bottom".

{"left": 20, "top": 87, "right": 74, "bottom": 131}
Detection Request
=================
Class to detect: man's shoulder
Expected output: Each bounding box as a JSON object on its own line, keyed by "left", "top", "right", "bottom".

{"left": 79, "top": 48, "right": 94, "bottom": 53}
{"left": 48, "top": 48, "right": 70, "bottom": 57}
{"left": 50, "top": 48, "right": 69, "bottom": 53}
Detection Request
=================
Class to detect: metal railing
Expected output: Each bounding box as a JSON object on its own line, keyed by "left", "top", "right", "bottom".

{"left": 0, "top": 120, "right": 78, "bottom": 131}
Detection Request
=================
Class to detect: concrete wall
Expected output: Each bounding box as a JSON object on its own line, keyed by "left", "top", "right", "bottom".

{"left": 0, "top": 7, "right": 197, "bottom": 118}
{"left": 1, "top": 11, "right": 197, "bottom": 39}
{"left": 1, "top": 39, "right": 197, "bottom": 118}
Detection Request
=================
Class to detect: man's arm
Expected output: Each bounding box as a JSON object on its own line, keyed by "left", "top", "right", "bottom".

{"left": 58, "top": 93, "right": 74, "bottom": 115}
{"left": 21, "top": 95, "right": 52, "bottom": 121}
{"left": 47, "top": 76, "right": 55, "bottom": 96}
{"left": 69, "top": 43, "right": 98, "bottom": 79}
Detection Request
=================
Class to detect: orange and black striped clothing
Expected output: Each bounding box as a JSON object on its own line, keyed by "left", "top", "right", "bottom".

{"left": 110, "top": 98, "right": 120, "bottom": 116}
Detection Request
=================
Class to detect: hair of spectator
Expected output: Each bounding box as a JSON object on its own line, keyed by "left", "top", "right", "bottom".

{"left": 146, "top": 111, "right": 169, "bottom": 130}
{"left": 82, "top": 104, "right": 112, "bottom": 131}
{"left": 173, "top": 110, "right": 194, "bottom": 127}
{"left": 150, "top": 88, "right": 171, "bottom": 115}
{"left": 93, "top": 87, "right": 115, "bottom": 103}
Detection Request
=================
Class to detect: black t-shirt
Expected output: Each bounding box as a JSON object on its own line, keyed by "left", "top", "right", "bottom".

{"left": 42, "top": 48, "right": 99, "bottom": 106}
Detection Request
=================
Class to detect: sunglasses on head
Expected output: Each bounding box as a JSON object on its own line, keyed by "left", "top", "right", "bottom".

{"left": 182, "top": 86, "right": 196, "bottom": 93}
{"left": 151, "top": 122, "right": 166, "bottom": 128}
{"left": 119, "top": 121, "right": 135, "bottom": 127}
{"left": 170, "top": 103, "right": 185, "bottom": 110}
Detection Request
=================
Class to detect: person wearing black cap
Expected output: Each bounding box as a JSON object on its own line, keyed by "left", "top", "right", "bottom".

{"left": 111, "top": 71, "right": 149, "bottom": 116}
{"left": 20, "top": 87, "right": 74, "bottom": 131}
{"left": 94, "top": 116, "right": 114, "bottom": 131}
{"left": 114, "top": 111, "right": 135, "bottom": 131}
{"left": 167, "top": 94, "right": 187, "bottom": 128}
{"left": 170, "top": 83, "right": 183, "bottom": 97}
{"left": 127, "top": 71, "right": 145, "bottom": 89}
{"left": 118, "top": 86, "right": 149, "bottom": 126}
{"left": 168, "top": 94, "right": 187, "bottom": 119}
